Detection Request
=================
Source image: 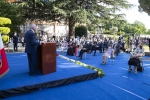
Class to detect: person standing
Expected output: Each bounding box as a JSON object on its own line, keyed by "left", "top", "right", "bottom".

{"left": 52, "top": 35, "right": 56, "bottom": 41}
{"left": 13, "top": 32, "right": 18, "bottom": 51}
{"left": 24, "top": 23, "right": 44, "bottom": 76}
{"left": 147, "top": 38, "right": 150, "bottom": 52}
{"left": 42, "top": 32, "right": 47, "bottom": 42}
{"left": 118, "top": 35, "right": 123, "bottom": 41}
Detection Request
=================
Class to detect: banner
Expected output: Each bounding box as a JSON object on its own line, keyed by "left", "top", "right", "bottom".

{"left": 0, "top": 34, "right": 9, "bottom": 78}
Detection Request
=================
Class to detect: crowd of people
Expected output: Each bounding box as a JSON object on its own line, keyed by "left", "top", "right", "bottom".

{"left": 56, "top": 35, "right": 125, "bottom": 57}
{"left": 50, "top": 34, "right": 149, "bottom": 74}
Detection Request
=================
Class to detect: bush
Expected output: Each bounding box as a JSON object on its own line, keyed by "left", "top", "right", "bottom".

{"left": 2, "top": 35, "right": 9, "bottom": 43}
{"left": 117, "top": 31, "right": 125, "bottom": 36}
{"left": 123, "top": 34, "right": 130, "bottom": 38}
{"left": 103, "top": 30, "right": 111, "bottom": 34}
{"left": 89, "top": 30, "right": 95, "bottom": 34}
{"left": 75, "top": 25, "right": 87, "bottom": 37}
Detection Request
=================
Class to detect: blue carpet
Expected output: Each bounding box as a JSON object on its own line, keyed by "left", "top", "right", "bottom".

{"left": 2, "top": 52, "right": 150, "bottom": 100}
{"left": 0, "top": 53, "right": 96, "bottom": 91}
{"left": 3, "top": 77, "right": 149, "bottom": 100}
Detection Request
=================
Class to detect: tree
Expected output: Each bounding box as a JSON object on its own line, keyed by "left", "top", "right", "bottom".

{"left": 19, "top": 0, "right": 132, "bottom": 38}
{"left": 103, "top": 18, "right": 130, "bottom": 35}
{"left": 138, "top": 0, "right": 150, "bottom": 15}
{"left": 146, "top": 29, "right": 150, "bottom": 34}
{"left": 18, "top": 0, "right": 44, "bottom": 20}
{"left": 131, "top": 20, "right": 146, "bottom": 34}
{"left": 123, "top": 20, "right": 146, "bottom": 35}
{"left": 110, "top": 26, "right": 118, "bottom": 36}
{"left": 0, "top": 0, "right": 25, "bottom": 35}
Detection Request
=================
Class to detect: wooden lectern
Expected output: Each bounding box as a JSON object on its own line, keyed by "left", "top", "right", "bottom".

{"left": 37, "top": 42, "right": 56, "bottom": 75}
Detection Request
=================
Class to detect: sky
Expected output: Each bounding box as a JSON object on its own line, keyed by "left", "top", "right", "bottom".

{"left": 122, "top": 0, "right": 150, "bottom": 29}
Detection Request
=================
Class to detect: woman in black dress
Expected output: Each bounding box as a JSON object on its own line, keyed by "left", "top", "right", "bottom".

{"left": 128, "top": 44, "right": 145, "bottom": 74}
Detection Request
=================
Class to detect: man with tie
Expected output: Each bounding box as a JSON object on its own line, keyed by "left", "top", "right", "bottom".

{"left": 78, "top": 41, "right": 92, "bottom": 60}
{"left": 24, "top": 23, "right": 44, "bottom": 76}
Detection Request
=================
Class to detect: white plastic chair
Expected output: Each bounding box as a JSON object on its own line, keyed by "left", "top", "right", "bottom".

{"left": 139, "top": 57, "right": 144, "bottom": 67}
{"left": 84, "top": 51, "right": 92, "bottom": 59}
{"left": 7, "top": 43, "right": 14, "bottom": 52}
{"left": 60, "top": 45, "right": 68, "bottom": 53}
{"left": 18, "top": 43, "right": 23, "bottom": 52}
{"left": 105, "top": 56, "right": 115, "bottom": 64}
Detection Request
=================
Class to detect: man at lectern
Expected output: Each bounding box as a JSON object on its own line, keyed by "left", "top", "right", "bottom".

{"left": 24, "top": 23, "right": 44, "bottom": 76}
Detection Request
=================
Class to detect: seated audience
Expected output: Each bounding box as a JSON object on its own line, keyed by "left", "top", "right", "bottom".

{"left": 66, "top": 42, "right": 76, "bottom": 56}
{"left": 103, "top": 39, "right": 108, "bottom": 52}
{"left": 113, "top": 40, "right": 121, "bottom": 56}
{"left": 120, "top": 40, "right": 126, "bottom": 52}
{"left": 128, "top": 44, "right": 145, "bottom": 74}
{"left": 60, "top": 41, "right": 68, "bottom": 53}
{"left": 101, "top": 46, "right": 114, "bottom": 64}
{"left": 91, "top": 41, "right": 98, "bottom": 56}
{"left": 78, "top": 42, "right": 92, "bottom": 60}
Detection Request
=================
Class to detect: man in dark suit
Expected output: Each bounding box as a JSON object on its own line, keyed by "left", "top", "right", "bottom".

{"left": 78, "top": 42, "right": 92, "bottom": 60}
{"left": 148, "top": 38, "right": 150, "bottom": 52}
{"left": 24, "top": 23, "right": 44, "bottom": 76}
{"left": 13, "top": 32, "right": 18, "bottom": 51}
{"left": 118, "top": 35, "right": 123, "bottom": 41}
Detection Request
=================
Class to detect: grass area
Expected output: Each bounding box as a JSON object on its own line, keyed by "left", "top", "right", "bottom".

{"left": 125, "top": 45, "right": 149, "bottom": 52}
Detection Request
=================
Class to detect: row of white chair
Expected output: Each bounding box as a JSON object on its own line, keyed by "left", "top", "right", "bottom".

{"left": 7, "top": 43, "right": 24, "bottom": 52}
{"left": 83, "top": 51, "right": 114, "bottom": 64}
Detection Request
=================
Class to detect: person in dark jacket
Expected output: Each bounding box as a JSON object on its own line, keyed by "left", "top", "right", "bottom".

{"left": 24, "top": 23, "right": 44, "bottom": 76}
{"left": 148, "top": 38, "right": 150, "bottom": 52}
{"left": 13, "top": 32, "right": 18, "bottom": 51}
{"left": 78, "top": 42, "right": 92, "bottom": 60}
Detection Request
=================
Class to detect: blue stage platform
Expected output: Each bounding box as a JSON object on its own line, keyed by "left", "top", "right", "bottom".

{"left": 0, "top": 53, "right": 98, "bottom": 98}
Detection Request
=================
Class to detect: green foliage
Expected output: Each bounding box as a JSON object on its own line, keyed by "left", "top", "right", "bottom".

{"left": 138, "top": 0, "right": 150, "bottom": 15}
{"left": 0, "top": 0, "right": 25, "bottom": 33}
{"left": 0, "top": 17, "right": 11, "bottom": 25}
{"left": 0, "top": 16, "right": 11, "bottom": 44}
{"left": 117, "top": 31, "right": 125, "bottom": 36}
{"left": 123, "top": 34, "right": 130, "bottom": 38}
{"left": 0, "top": 17, "right": 11, "bottom": 34}
{"left": 18, "top": 0, "right": 44, "bottom": 19}
{"left": 87, "top": 25, "right": 96, "bottom": 34}
{"left": 2, "top": 35, "right": 9, "bottom": 43}
{"left": 110, "top": 27, "right": 118, "bottom": 35}
{"left": 103, "top": 30, "right": 111, "bottom": 34}
{"left": 122, "top": 20, "right": 147, "bottom": 34}
{"left": 0, "top": 27, "right": 10, "bottom": 34}
{"left": 132, "top": 21, "right": 146, "bottom": 34}
{"left": 18, "top": 0, "right": 132, "bottom": 37}
{"left": 146, "top": 29, "right": 150, "bottom": 34}
{"left": 75, "top": 25, "right": 87, "bottom": 37}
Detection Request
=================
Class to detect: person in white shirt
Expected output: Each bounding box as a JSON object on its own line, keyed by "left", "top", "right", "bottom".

{"left": 42, "top": 33, "right": 47, "bottom": 42}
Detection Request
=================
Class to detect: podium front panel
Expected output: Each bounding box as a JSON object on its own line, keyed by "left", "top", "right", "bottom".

{"left": 37, "top": 42, "right": 56, "bottom": 75}
{"left": 42, "top": 43, "right": 56, "bottom": 74}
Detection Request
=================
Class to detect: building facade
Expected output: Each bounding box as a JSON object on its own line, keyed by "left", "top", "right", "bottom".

{"left": 20, "top": 22, "right": 69, "bottom": 37}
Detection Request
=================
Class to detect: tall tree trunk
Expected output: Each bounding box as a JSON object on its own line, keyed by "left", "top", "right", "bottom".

{"left": 68, "top": 17, "right": 76, "bottom": 38}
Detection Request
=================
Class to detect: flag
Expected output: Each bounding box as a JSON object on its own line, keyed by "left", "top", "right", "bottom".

{"left": 0, "top": 34, "right": 9, "bottom": 78}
